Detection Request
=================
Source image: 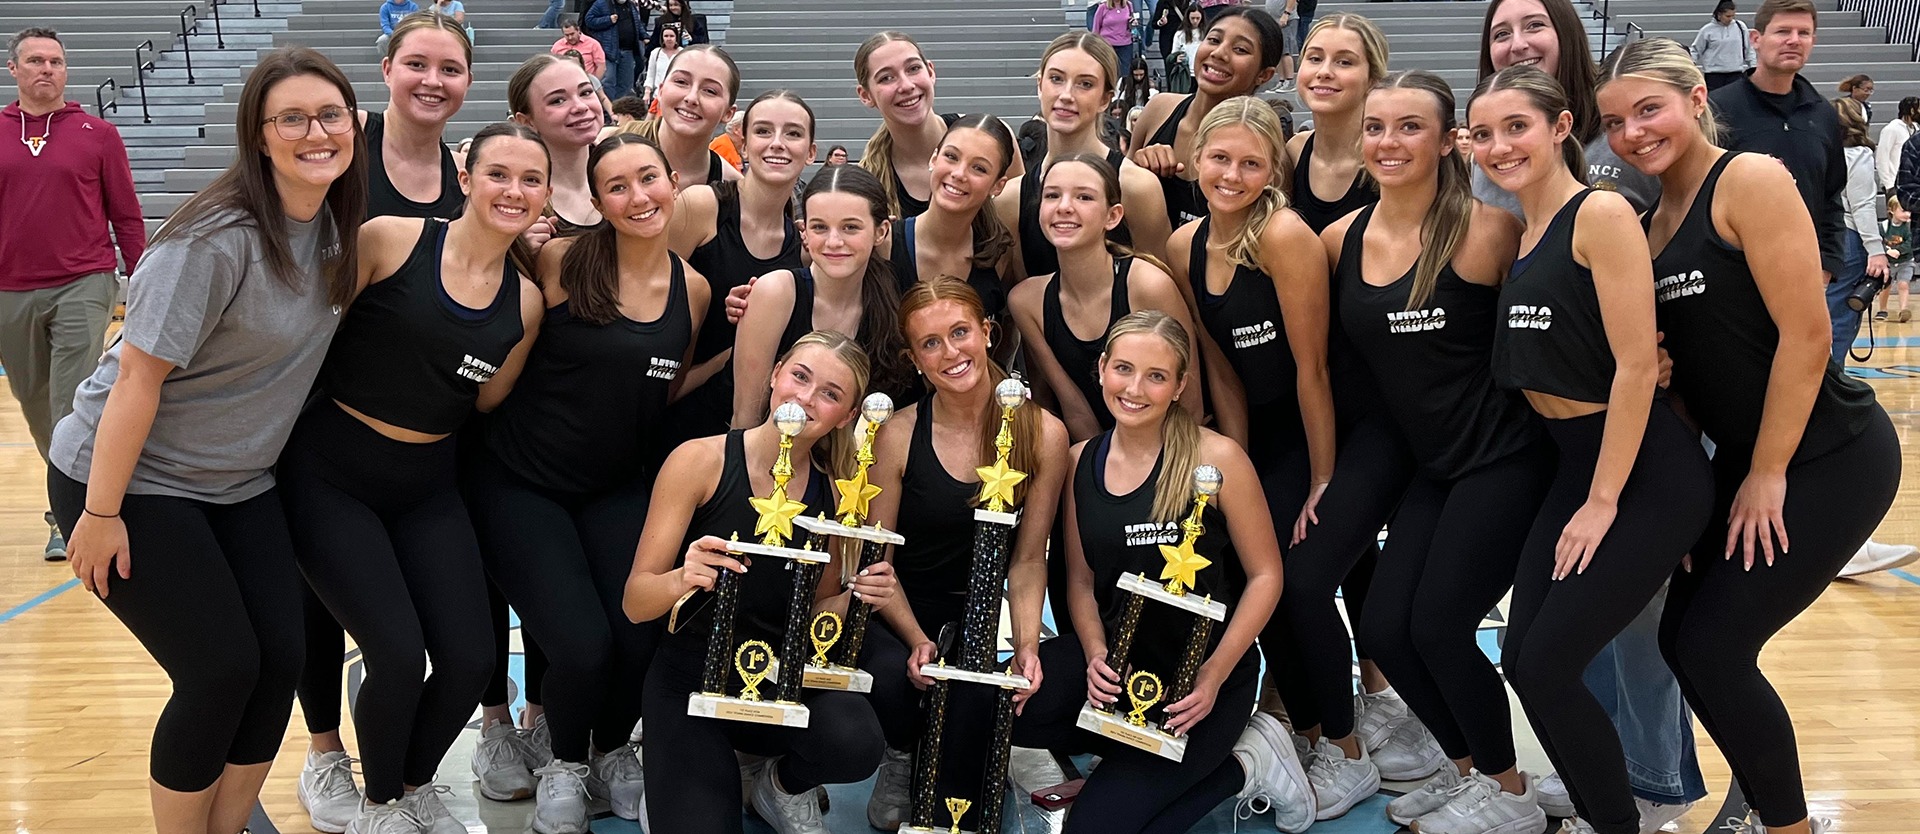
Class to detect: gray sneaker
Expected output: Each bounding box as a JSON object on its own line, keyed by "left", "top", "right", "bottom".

{"left": 520, "top": 712, "right": 553, "bottom": 772}
{"left": 1355, "top": 689, "right": 1408, "bottom": 751}
{"left": 1307, "top": 737, "right": 1380, "bottom": 820}
{"left": 1407, "top": 769, "right": 1546, "bottom": 834}
{"left": 866, "top": 747, "right": 912, "bottom": 831}
{"left": 1373, "top": 716, "right": 1447, "bottom": 782}
{"left": 1536, "top": 772, "right": 1575, "bottom": 818}
{"left": 1387, "top": 766, "right": 1463, "bottom": 826}
{"left": 1560, "top": 820, "right": 1600, "bottom": 834}
{"left": 297, "top": 750, "right": 361, "bottom": 833}
{"left": 749, "top": 757, "right": 829, "bottom": 834}
{"left": 43, "top": 512, "right": 66, "bottom": 562}
{"left": 1232, "top": 712, "right": 1315, "bottom": 833}
{"left": 469, "top": 721, "right": 535, "bottom": 801}
{"left": 591, "top": 742, "right": 645, "bottom": 821}
{"left": 345, "top": 800, "right": 429, "bottom": 834}
{"left": 398, "top": 783, "right": 465, "bottom": 834}
{"left": 531, "top": 761, "right": 592, "bottom": 834}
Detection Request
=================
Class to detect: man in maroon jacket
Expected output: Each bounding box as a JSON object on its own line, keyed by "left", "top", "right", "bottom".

{"left": 2, "top": 28, "right": 144, "bottom": 561}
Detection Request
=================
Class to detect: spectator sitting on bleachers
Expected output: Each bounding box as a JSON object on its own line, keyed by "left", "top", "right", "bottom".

{"left": 1116, "top": 56, "right": 1157, "bottom": 110}
{"left": 375, "top": 0, "right": 419, "bottom": 50}
{"left": 552, "top": 16, "right": 606, "bottom": 81}
{"left": 429, "top": 0, "right": 474, "bottom": 43}
{"left": 1878, "top": 97, "right": 1918, "bottom": 194}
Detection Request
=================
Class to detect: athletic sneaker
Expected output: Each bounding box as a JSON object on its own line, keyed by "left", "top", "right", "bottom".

{"left": 345, "top": 799, "right": 429, "bottom": 834}
{"left": 1637, "top": 798, "right": 1693, "bottom": 833}
{"left": 1232, "top": 712, "right": 1316, "bottom": 833}
{"left": 1722, "top": 811, "right": 1830, "bottom": 833}
{"left": 531, "top": 760, "right": 592, "bottom": 834}
{"left": 1372, "top": 716, "right": 1447, "bottom": 782}
{"left": 1536, "top": 772, "right": 1576, "bottom": 818}
{"left": 749, "top": 757, "right": 830, "bottom": 834}
{"left": 1355, "top": 689, "right": 1409, "bottom": 751}
{"left": 1306, "top": 738, "right": 1380, "bottom": 820}
{"left": 297, "top": 750, "right": 362, "bottom": 833}
{"left": 1407, "top": 769, "right": 1546, "bottom": 834}
{"left": 1560, "top": 819, "right": 1599, "bottom": 834}
{"left": 521, "top": 712, "right": 554, "bottom": 771}
{"left": 1837, "top": 539, "right": 1920, "bottom": 577}
{"left": 470, "top": 721, "right": 536, "bottom": 801}
{"left": 1387, "top": 767, "right": 1463, "bottom": 827}
{"left": 43, "top": 512, "right": 66, "bottom": 561}
{"left": 866, "top": 746, "right": 913, "bottom": 830}
{"left": 1875, "top": 310, "right": 1889, "bottom": 321}
{"left": 399, "top": 784, "right": 465, "bottom": 834}
{"left": 590, "top": 742, "right": 646, "bottom": 821}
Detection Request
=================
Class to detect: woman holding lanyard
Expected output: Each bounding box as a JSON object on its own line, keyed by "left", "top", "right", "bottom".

{"left": 1008, "top": 311, "right": 1292, "bottom": 833}
{"left": 279, "top": 123, "right": 548, "bottom": 834}
{"left": 1469, "top": 65, "right": 1716, "bottom": 834}
{"left": 1600, "top": 38, "right": 1899, "bottom": 834}
{"left": 856, "top": 277, "right": 1070, "bottom": 831}
{"left": 1129, "top": 6, "right": 1286, "bottom": 229}
{"left": 53, "top": 47, "right": 362, "bottom": 834}
{"left": 886, "top": 115, "right": 1019, "bottom": 342}
{"left": 994, "top": 32, "right": 1171, "bottom": 275}
{"left": 625, "top": 331, "right": 895, "bottom": 834}
{"left": 509, "top": 54, "right": 606, "bottom": 242}
{"left": 466, "top": 134, "right": 710, "bottom": 833}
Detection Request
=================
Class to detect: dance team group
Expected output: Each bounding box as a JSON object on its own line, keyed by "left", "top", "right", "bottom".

{"left": 47, "top": 1, "right": 1896, "bottom": 833}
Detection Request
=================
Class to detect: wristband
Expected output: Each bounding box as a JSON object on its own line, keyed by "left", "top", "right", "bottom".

{"left": 83, "top": 507, "right": 120, "bottom": 519}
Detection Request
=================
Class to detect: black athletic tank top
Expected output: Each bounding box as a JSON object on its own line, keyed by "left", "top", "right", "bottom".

{"left": 1336, "top": 207, "right": 1541, "bottom": 480}
{"left": 1494, "top": 191, "right": 1616, "bottom": 404}
{"left": 1289, "top": 134, "right": 1376, "bottom": 234}
{"left": 892, "top": 112, "right": 964, "bottom": 219}
{"left": 1042, "top": 257, "right": 1132, "bottom": 431}
{"left": 1073, "top": 432, "right": 1248, "bottom": 680}
{"left": 320, "top": 220, "right": 522, "bottom": 435}
{"left": 688, "top": 187, "right": 803, "bottom": 366}
{"left": 665, "top": 429, "right": 833, "bottom": 654}
{"left": 777, "top": 267, "right": 817, "bottom": 357}
{"left": 1146, "top": 96, "right": 1206, "bottom": 229}
{"left": 544, "top": 199, "right": 600, "bottom": 238}
{"left": 1648, "top": 153, "right": 1878, "bottom": 461}
{"left": 363, "top": 112, "right": 465, "bottom": 221}
{"left": 890, "top": 216, "right": 1007, "bottom": 318}
{"left": 1188, "top": 217, "right": 1299, "bottom": 421}
{"left": 488, "top": 255, "right": 692, "bottom": 493}
{"left": 1017, "top": 147, "right": 1136, "bottom": 276}
{"left": 892, "top": 397, "right": 984, "bottom": 631}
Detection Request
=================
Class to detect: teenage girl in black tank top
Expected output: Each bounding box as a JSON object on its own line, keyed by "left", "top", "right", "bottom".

{"left": 276, "top": 125, "right": 546, "bottom": 824}
{"left": 856, "top": 278, "right": 1070, "bottom": 830}
{"left": 364, "top": 111, "right": 466, "bottom": 220}
{"left": 649, "top": 44, "right": 744, "bottom": 192}
{"left": 883, "top": 116, "right": 1017, "bottom": 332}
{"left": 1006, "top": 312, "right": 1287, "bottom": 834}
{"left": 1601, "top": 41, "right": 1898, "bottom": 831}
{"left": 626, "top": 333, "right": 896, "bottom": 834}
{"left": 510, "top": 55, "right": 608, "bottom": 252}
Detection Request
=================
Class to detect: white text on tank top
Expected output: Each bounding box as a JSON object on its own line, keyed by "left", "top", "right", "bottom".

{"left": 1232, "top": 320, "right": 1277, "bottom": 349}
{"left": 1387, "top": 307, "right": 1447, "bottom": 334}
{"left": 1123, "top": 520, "right": 1181, "bottom": 547}
{"left": 1506, "top": 305, "right": 1554, "bottom": 330}
{"left": 1655, "top": 269, "right": 1708, "bottom": 303}
{"left": 648, "top": 356, "right": 682, "bottom": 380}
{"left": 458, "top": 354, "right": 500, "bottom": 383}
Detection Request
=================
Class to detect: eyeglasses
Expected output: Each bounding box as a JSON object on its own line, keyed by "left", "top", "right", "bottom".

{"left": 262, "top": 108, "right": 354, "bottom": 141}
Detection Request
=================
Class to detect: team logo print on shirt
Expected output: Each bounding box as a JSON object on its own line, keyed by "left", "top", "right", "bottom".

{"left": 457, "top": 354, "right": 500, "bottom": 383}
{"left": 1232, "top": 320, "right": 1278, "bottom": 349}
{"left": 1387, "top": 307, "right": 1447, "bottom": 333}
{"left": 647, "top": 356, "right": 682, "bottom": 380}
{"left": 1506, "top": 305, "right": 1553, "bottom": 330}
{"left": 1655, "top": 269, "right": 1707, "bottom": 303}
{"left": 1123, "top": 521, "right": 1181, "bottom": 547}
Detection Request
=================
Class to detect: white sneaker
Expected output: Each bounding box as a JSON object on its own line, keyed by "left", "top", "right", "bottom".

{"left": 520, "top": 711, "right": 554, "bottom": 772}
{"left": 1306, "top": 738, "right": 1380, "bottom": 820}
{"left": 531, "top": 760, "right": 592, "bottom": 834}
{"left": 1836, "top": 539, "right": 1919, "bottom": 577}
{"left": 1387, "top": 767, "right": 1463, "bottom": 826}
{"left": 866, "top": 747, "right": 912, "bottom": 831}
{"left": 1373, "top": 716, "right": 1447, "bottom": 782}
{"left": 469, "top": 721, "right": 535, "bottom": 801}
{"left": 749, "top": 757, "right": 830, "bottom": 834}
{"left": 1355, "top": 689, "right": 1409, "bottom": 752}
{"left": 345, "top": 799, "right": 430, "bottom": 834}
{"left": 399, "top": 784, "right": 465, "bottom": 834}
{"left": 591, "top": 742, "right": 645, "bottom": 821}
{"left": 1408, "top": 769, "right": 1546, "bottom": 834}
{"left": 1536, "top": 772, "right": 1575, "bottom": 818}
{"left": 1232, "top": 712, "right": 1316, "bottom": 833}
{"left": 1560, "top": 820, "right": 1599, "bottom": 834}
{"left": 298, "top": 750, "right": 363, "bottom": 833}
{"left": 1723, "top": 811, "right": 1831, "bottom": 833}
{"left": 1637, "top": 798, "right": 1693, "bottom": 833}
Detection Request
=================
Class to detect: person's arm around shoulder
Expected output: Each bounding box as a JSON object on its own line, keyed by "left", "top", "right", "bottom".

{"left": 623, "top": 436, "right": 735, "bottom": 622}
{"left": 730, "top": 268, "right": 799, "bottom": 428}
{"left": 1129, "top": 92, "right": 1186, "bottom": 175}
{"left": 1127, "top": 256, "right": 1203, "bottom": 420}
{"left": 475, "top": 273, "right": 547, "bottom": 413}
{"left": 668, "top": 184, "right": 721, "bottom": 257}
{"left": 1118, "top": 162, "right": 1173, "bottom": 263}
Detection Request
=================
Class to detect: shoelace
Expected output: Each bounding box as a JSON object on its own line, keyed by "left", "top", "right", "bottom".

{"left": 408, "top": 783, "right": 456, "bottom": 819}
{"left": 1231, "top": 794, "right": 1271, "bottom": 831}
{"left": 768, "top": 774, "right": 824, "bottom": 825}
{"left": 314, "top": 754, "right": 360, "bottom": 798}
{"left": 477, "top": 730, "right": 529, "bottom": 772}
{"left": 536, "top": 762, "right": 591, "bottom": 801}
{"left": 878, "top": 753, "right": 912, "bottom": 798}
{"left": 1718, "top": 814, "right": 1761, "bottom": 833}
{"left": 1434, "top": 773, "right": 1493, "bottom": 814}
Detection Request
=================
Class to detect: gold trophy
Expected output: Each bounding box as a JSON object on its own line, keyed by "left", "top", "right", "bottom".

{"left": 1075, "top": 464, "right": 1228, "bottom": 761}
{"left": 686, "top": 402, "right": 831, "bottom": 728}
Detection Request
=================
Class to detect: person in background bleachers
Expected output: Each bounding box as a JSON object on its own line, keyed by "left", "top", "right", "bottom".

{"left": 640, "top": 23, "right": 679, "bottom": 109}
{"left": 552, "top": 16, "right": 606, "bottom": 82}
{"left": 1839, "top": 73, "right": 1875, "bottom": 123}
{"left": 1876, "top": 196, "right": 1912, "bottom": 324}
{"left": 825, "top": 144, "right": 848, "bottom": 165}
{"left": 1264, "top": 0, "right": 1297, "bottom": 93}
{"left": 650, "top": 0, "right": 708, "bottom": 49}
{"left": 1151, "top": 0, "right": 1190, "bottom": 70}
{"left": 1691, "top": 0, "right": 1752, "bottom": 90}
{"left": 1116, "top": 56, "right": 1158, "bottom": 112}
{"left": 1874, "top": 96, "right": 1917, "bottom": 194}
{"left": 1093, "top": 0, "right": 1137, "bottom": 84}
{"left": 0, "top": 28, "right": 144, "bottom": 563}
{"left": 375, "top": 0, "right": 419, "bottom": 51}
{"left": 1166, "top": 6, "right": 1202, "bottom": 93}
{"left": 708, "top": 110, "right": 743, "bottom": 171}
{"left": 430, "top": 0, "right": 474, "bottom": 43}
{"left": 586, "top": 0, "right": 648, "bottom": 100}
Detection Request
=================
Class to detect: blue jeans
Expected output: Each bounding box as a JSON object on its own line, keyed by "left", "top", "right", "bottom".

{"left": 1828, "top": 230, "right": 1869, "bottom": 364}
{"left": 1582, "top": 584, "right": 1707, "bottom": 804}
{"left": 604, "top": 48, "right": 639, "bottom": 101}
{"left": 538, "top": 0, "right": 563, "bottom": 28}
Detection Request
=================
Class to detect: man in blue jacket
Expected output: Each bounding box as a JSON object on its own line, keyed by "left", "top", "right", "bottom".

{"left": 586, "top": 0, "right": 648, "bottom": 100}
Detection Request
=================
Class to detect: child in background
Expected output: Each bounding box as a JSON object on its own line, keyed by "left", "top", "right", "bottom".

{"left": 375, "top": 0, "right": 419, "bottom": 50}
{"left": 1883, "top": 196, "right": 1913, "bottom": 322}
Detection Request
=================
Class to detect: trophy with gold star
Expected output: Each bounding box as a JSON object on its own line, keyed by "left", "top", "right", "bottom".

{"left": 687, "top": 402, "right": 831, "bottom": 728}
{"left": 1075, "top": 464, "right": 1229, "bottom": 761}
{"left": 784, "top": 393, "right": 903, "bottom": 693}
{"left": 901, "top": 378, "right": 1031, "bottom": 834}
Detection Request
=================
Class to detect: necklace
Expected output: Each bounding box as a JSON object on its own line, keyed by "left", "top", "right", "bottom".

{"left": 20, "top": 113, "right": 49, "bottom": 157}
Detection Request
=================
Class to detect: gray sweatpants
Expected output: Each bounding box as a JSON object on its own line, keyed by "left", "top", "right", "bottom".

{"left": 0, "top": 272, "right": 117, "bottom": 505}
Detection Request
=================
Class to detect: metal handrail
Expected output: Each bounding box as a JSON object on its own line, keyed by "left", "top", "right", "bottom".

{"left": 177, "top": 4, "right": 199, "bottom": 84}
{"left": 207, "top": 0, "right": 226, "bottom": 48}
{"left": 94, "top": 78, "right": 119, "bottom": 117}
{"left": 1595, "top": 0, "right": 1614, "bottom": 56}
{"left": 1626, "top": 21, "right": 1647, "bottom": 43}
{"left": 133, "top": 40, "right": 157, "bottom": 123}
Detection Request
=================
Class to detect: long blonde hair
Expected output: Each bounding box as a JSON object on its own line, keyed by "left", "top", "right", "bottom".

{"left": 775, "top": 330, "right": 872, "bottom": 482}
{"left": 898, "top": 276, "right": 1039, "bottom": 506}
{"left": 1194, "top": 96, "right": 1292, "bottom": 270}
{"left": 855, "top": 31, "right": 930, "bottom": 218}
{"left": 1596, "top": 37, "right": 1720, "bottom": 145}
{"left": 1101, "top": 311, "right": 1200, "bottom": 524}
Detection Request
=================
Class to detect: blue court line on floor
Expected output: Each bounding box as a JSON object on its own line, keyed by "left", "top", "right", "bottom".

{"left": 1893, "top": 568, "right": 1920, "bottom": 587}
{"left": 0, "top": 578, "right": 80, "bottom": 625}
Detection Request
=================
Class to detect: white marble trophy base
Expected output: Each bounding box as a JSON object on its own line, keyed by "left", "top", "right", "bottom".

{"left": 726, "top": 539, "right": 832, "bottom": 564}
{"left": 1077, "top": 704, "right": 1187, "bottom": 761}
{"left": 1116, "top": 572, "right": 1228, "bottom": 620}
{"left": 794, "top": 515, "right": 907, "bottom": 545}
{"left": 802, "top": 664, "right": 874, "bottom": 692}
{"left": 687, "top": 692, "right": 810, "bottom": 727}
{"left": 918, "top": 663, "right": 1032, "bottom": 689}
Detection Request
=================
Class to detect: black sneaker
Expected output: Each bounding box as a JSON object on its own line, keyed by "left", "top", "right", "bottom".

{"left": 44, "top": 513, "right": 66, "bottom": 562}
{"left": 1875, "top": 311, "right": 1889, "bottom": 321}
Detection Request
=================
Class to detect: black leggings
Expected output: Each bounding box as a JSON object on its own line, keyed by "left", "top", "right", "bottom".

{"left": 1012, "top": 638, "right": 1257, "bottom": 834}
{"left": 1662, "top": 409, "right": 1899, "bottom": 828}
{"left": 642, "top": 649, "right": 886, "bottom": 834}
{"left": 465, "top": 446, "right": 658, "bottom": 763}
{"left": 278, "top": 402, "right": 495, "bottom": 803}
{"left": 482, "top": 582, "right": 551, "bottom": 708}
{"left": 51, "top": 470, "right": 305, "bottom": 793}
{"left": 1357, "top": 440, "right": 1556, "bottom": 775}
{"left": 297, "top": 583, "right": 346, "bottom": 735}
{"left": 1504, "top": 401, "right": 1713, "bottom": 834}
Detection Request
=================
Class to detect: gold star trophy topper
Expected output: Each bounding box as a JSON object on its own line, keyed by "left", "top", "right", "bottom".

{"left": 1158, "top": 465, "right": 1223, "bottom": 596}
{"left": 974, "top": 378, "right": 1030, "bottom": 513}
{"left": 834, "top": 393, "right": 894, "bottom": 525}
{"left": 750, "top": 402, "right": 810, "bottom": 546}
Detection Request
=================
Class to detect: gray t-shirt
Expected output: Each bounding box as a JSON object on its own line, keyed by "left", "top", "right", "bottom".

{"left": 50, "top": 210, "right": 344, "bottom": 503}
{"left": 1473, "top": 133, "right": 1662, "bottom": 218}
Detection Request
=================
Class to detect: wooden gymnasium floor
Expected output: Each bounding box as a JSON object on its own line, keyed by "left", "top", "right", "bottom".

{"left": 3, "top": 332, "right": 1919, "bottom": 833}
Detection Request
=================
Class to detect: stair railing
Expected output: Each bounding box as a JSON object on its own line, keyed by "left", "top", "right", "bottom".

{"left": 133, "top": 40, "right": 157, "bottom": 123}
{"left": 177, "top": 4, "right": 199, "bottom": 83}
{"left": 207, "top": 0, "right": 227, "bottom": 49}
{"left": 1593, "top": 0, "right": 1614, "bottom": 57}
{"left": 94, "top": 78, "right": 119, "bottom": 117}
